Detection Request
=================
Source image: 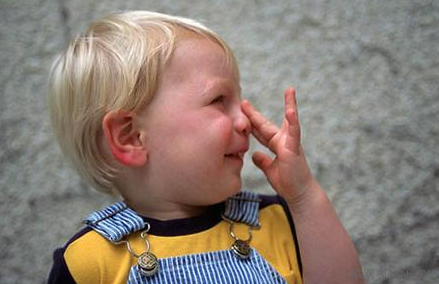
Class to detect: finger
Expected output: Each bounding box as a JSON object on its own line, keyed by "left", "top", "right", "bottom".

{"left": 242, "top": 100, "right": 279, "bottom": 143}
{"left": 284, "top": 87, "right": 298, "bottom": 125}
{"left": 252, "top": 151, "right": 273, "bottom": 176}
{"left": 284, "top": 88, "right": 301, "bottom": 154}
{"left": 251, "top": 126, "right": 270, "bottom": 148}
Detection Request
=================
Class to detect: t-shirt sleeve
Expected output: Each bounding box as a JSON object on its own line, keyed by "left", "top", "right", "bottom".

{"left": 47, "top": 248, "right": 76, "bottom": 284}
{"left": 259, "top": 193, "right": 303, "bottom": 276}
{"left": 47, "top": 227, "right": 94, "bottom": 284}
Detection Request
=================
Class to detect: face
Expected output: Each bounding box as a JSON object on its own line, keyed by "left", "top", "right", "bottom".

{"left": 137, "top": 36, "right": 251, "bottom": 209}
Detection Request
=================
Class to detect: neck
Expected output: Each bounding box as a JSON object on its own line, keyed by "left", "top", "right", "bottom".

{"left": 123, "top": 197, "right": 208, "bottom": 220}
{"left": 115, "top": 172, "right": 214, "bottom": 220}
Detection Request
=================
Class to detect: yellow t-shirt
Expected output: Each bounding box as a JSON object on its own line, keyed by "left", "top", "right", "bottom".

{"left": 48, "top": 194, "right": 302, "bottom": 284}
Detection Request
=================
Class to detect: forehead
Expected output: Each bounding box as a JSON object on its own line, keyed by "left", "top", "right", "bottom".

{"left": 173, "top": 30, "right": 239, "bottom": 75}
{"left": 162, "top": 35, "right": 240, "bottom": 91}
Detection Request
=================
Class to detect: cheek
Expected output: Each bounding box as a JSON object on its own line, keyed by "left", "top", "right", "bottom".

{"left": 215, "top": 117, "right": 233, "bottom": 147}
{"left": 180, "top": 115, "right": 233, "bottom": 164}
{"left": 151, "top": 113, "right": 233, "bottom": 163}
{"left": 198, "top": 112, "right": 232, "bottom": 144}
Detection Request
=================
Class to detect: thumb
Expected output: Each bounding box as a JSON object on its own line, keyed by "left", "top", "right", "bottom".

{"left": 252, "top": 151, "right": 273, "bottom": 176}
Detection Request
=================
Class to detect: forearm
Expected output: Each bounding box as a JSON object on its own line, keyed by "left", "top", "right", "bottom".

{"left": 287, "top": 181, "right": 364, "bottom": 284}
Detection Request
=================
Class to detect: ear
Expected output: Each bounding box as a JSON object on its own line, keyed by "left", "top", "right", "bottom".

{"left": 102, "top": 111, "right": 147, "bottom": 167}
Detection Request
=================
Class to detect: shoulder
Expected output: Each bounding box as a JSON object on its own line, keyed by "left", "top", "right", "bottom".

{"left": 259, "top": 193, "right": 294, "bottom": 225}
{"left": 258, "top": 193, "right": 295, "bottom": 231}
{"left": 48, "top": 227, "right": 108, "bottom": 284}
{"left": 257, "top": 193, "right": 302, "bottom": 276}
{"left": 48, "top": 227, "right": 91, "bottom": 284}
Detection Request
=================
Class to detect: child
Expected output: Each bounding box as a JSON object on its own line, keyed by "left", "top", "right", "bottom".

{"left": 47, "top": 11, "right": 364, "bottom": 284}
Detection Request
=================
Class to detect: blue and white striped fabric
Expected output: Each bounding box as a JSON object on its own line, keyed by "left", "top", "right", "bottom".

{"left": 85, "top": 191, "right": 286, "bottom": 284}
{"left": 127, "top": 249, "right": 287, "bottom": 284}
{"left": 84, "top": 201, "right": 145, "bottom": 242}
{"left": 223, "top": 191, "right": 261, "bottom": 227}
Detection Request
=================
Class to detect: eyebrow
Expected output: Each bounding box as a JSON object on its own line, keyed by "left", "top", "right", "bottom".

{"left": 201, "top": 79, "right": 241, "bottom": 97}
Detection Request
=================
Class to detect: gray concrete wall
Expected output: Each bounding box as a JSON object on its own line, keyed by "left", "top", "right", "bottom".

{"left": 1, "top": 0, "right": 438, "bottom": 283}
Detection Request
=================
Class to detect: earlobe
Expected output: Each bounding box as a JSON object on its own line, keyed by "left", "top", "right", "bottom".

{"left": 102, "top": 111, "right": 147, "bottom": 167}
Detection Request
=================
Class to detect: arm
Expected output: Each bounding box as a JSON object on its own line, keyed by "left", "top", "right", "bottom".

{"left": 241, "top": 88, "right": 364, "bottom": 284}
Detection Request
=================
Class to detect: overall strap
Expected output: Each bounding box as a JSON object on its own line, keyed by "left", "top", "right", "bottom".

{"left": 84, "top": 191, "right": 261, "bottom": 242}
{"left": 84, "top": 201, "right": 145, "bottom": 242}
{"left": 223, "top": 191, "right": 261, "bottom": 227}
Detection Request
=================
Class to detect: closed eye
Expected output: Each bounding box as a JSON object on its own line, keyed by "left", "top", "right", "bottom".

{"left": 210, "top": 95, "right": 225, "bottom": 105}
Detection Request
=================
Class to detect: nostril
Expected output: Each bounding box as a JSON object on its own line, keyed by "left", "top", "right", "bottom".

{"left": 237, "top": 122, "right": 250, "bottom": 136}
{"left": 235, "top": 110, "right": 252, "bottom": 136}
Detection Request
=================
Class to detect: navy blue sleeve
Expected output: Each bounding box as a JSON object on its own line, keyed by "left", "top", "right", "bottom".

{"left": 47, "top": 248, "right": 76, "bottom": 284}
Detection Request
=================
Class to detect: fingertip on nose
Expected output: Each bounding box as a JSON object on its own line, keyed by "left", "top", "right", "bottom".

{"left": 243, "top": 116, "right": 252, "bottom": 136}
{"left": 235, "top": 116, "right": 251, "bottom": 136}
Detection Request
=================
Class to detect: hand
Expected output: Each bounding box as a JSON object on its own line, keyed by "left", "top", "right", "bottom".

{"left": 241, "top": 87, "right": 317, "bottom": 205}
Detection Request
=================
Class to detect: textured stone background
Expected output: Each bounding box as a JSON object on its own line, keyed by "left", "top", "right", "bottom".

{"left": 0, "top": 0, "right": 438, "bottom": 283}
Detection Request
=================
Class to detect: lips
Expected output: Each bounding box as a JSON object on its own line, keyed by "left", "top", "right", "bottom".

{"left": 225, "top": 144, "right": 249, "bottom": 161}
{"left": 225, "top": 153, "right": 244, "bottom": 159}
{"left": 225, "top": 153, "right": 244, "bottom": 166}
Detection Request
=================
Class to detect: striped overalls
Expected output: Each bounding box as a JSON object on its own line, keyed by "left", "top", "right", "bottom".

{"left": 85, "top": 191, "right": 288, "bottom": 284}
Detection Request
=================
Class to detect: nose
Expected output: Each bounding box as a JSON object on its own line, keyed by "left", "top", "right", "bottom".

{"left": 234, "top": 106, "right": 251, "bottom": 136}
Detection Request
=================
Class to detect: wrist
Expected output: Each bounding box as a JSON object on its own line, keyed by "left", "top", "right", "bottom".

{"left": 284, "top": 179, "right": 327, "bottom": 217}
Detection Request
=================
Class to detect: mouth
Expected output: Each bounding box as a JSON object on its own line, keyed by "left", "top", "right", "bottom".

{"left": 225, "top": 153, "right": 244, "bottom": 160}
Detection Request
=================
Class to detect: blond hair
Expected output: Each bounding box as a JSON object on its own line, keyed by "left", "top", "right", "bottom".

{"left": 48, "top": 11, "right": 239, "bottom": 194}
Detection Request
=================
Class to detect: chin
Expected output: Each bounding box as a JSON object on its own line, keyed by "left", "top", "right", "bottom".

{"left": 222, "top": 181, "right": 242, "bottom": 200}
{"left": 201, "top": 178, "right": 242, "bottom": 204}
